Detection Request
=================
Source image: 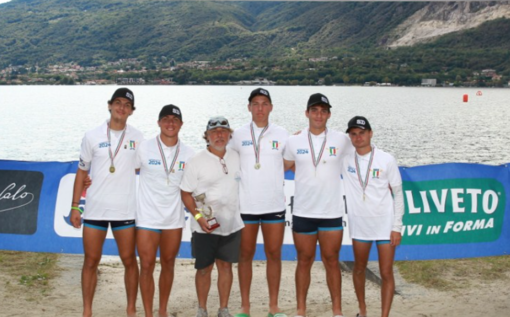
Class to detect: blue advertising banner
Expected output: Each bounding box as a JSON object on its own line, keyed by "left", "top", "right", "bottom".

{"left": 1, "top": 160, "right": 509, "bottom": 261}
{"left": 0, "top": 160, "right": 134, "bottom": 256}
{"left": 396, "top": 163, "right": 510, "bottom": 260}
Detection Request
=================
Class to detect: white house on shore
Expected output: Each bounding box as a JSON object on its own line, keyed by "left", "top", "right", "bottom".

{"left": 421, "top": 79, "right": 437, "bottom": 87}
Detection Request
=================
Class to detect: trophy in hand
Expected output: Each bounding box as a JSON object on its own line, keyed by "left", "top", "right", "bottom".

{"left": 194, "top": 193, "right": 220, "bottom": 230}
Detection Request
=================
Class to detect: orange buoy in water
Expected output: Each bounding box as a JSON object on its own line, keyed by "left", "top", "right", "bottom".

{"left": 463, "top": 94, "right": 468, "bottom": 102}
{"left": 476, "top": 91, "right": 483, "bottom": 96}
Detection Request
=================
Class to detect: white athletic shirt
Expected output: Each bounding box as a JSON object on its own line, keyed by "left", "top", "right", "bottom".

{"left": 78, "top": 120, "right": 144, "bottom": 220}
{"left": 230, "top": 122, "right": 289, "bottom": 214}
{"left": 180, "top": 148, "right": 244, "bottom": 236}
{"left": 342, "top": 147, "right": 403, "bottom": 240}
{"left": 283, "top": 128, "right": 354, "bottom": 219}
{"left": 135, "top": 136, "right": 195, "bottom": 229}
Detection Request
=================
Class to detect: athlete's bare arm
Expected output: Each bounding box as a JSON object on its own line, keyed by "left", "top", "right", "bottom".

{"left": 181, "top": 190, "right": 214, "bottom": 234}
{"left": 283, "top": 159, "right": 295, "bottom": 172}
{"left": 390, "top": 184, "right": 404, "bottom": 246}
{"left": 70, "top": 168, "right": 88, "bottom": 228}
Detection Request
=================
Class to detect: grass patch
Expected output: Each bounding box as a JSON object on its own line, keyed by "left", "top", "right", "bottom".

{"left": 0, "top": 251, "right": 60, "bottom": 298}
{"left": 395, "top": 255, "right": 510, "bottom": 291}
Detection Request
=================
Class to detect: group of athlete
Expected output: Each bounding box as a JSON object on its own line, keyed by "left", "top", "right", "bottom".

{"left": 70, "top": 87, "right": 404, "bottom": 317}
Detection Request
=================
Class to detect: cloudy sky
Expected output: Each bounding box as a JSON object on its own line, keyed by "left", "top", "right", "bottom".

{"left": 0, "top": 0, "right": 11, "bottom": 4}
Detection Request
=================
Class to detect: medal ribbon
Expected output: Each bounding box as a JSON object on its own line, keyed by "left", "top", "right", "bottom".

{"left": 354, "top": 147, "right": 375, "bottom": 200}
{"left": 107, "top": 121, "right": 127, "bottom": 170}
{"left": 156, "top": 136, "right": 180, "bottom": 184}
{"left": 307, "top": 128, "right": 328, "bottom": 171}
{"left": 250, "top": 122, "right": 269, "bottom": 166}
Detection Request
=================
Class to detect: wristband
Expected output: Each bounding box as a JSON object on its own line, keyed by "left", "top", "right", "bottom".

{"left": 71, "top": 206, "right": 83, "bottom": 214}
{"left": 194, "top": 213, "right": 203, "bottom": 220}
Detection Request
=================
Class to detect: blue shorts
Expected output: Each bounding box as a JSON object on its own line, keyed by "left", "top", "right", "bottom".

{"left": 83, "top": 219, "right": 135, "bottom": 231}
{"left": 353, "top": 238, "right": 390, "bottom": 245}
{"left": 292, "top": 215, "right": 343, "bottom": 235}
{"left": 241, "top": 210, "right": 286, "bottom": 224}
{"left": 136, "top": 227, "right": 163, "bottom": 234}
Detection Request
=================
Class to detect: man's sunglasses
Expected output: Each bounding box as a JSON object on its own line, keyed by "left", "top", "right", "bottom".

{"left": 208, "top": 120, "right": 229, "bottom": 127}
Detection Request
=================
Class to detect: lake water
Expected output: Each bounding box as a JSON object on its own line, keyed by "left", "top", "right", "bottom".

{"left": 0, "top": 85, "right": 508, "bottom": 166}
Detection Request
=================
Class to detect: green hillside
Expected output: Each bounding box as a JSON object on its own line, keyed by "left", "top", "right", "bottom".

{"left": 0, "top": 0, "right": 427, "bottom": 66}
{"left": 1, "top": 1, "right": 509, "bottom": 86}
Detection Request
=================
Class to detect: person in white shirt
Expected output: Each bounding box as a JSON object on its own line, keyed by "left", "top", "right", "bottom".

{"left": 342, "top": 116, "right": 404, "bottom": 317}
{"left": 136, "top": 105, "right": 195, "bottom": 317}
{"left": 180, "top": 117, "right": 244, "bottom": 317}
{"left": 283, "top": 93, "right": 353, "bottom": 317}
{"left": 70, "top": 88, "right": 143, "bottom": 317}
{"left": 230, "top": 88, "right": 289, "bottom": 317}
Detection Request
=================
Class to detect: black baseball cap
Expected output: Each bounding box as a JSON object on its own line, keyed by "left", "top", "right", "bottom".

{"left": 307, "top": 93, "right": 332, "bottom": 109}
{"left": 109, "top": 88, "right": 135, "bottom": 110}
{"left": 346, "top": 116, "right": 372, "bottom": 132}
{"left": 248, "top": 88, "right": 272, "bottom": 103}
{"left": 159, "top": 104, "right": 182, "bottom": 121}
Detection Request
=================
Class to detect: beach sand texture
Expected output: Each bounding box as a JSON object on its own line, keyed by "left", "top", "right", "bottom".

{"left": 1, "top": 254, "right": 509, "bottom": 317}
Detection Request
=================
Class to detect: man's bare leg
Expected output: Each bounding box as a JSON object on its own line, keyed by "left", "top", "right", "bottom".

{"left": 137, "top": 229, "right": 160, "bottom": 317}
{"left": 216, "top": 259, "right": 234, "bottom": 310}
{"left": 158, "top": 229, "right": 182, "bottom": 317}
{"left": 238, "top": 223, "right": 259, "bottom": 315}
{"left": 352, "top": 240, "right": 372, "bottom": 317}
{"left": 293, "top": 232, "right": 317, "bottom": 317}
{"left": 82, "top": 227, "right": 107, "bottom": 317}
{"left": 196, "top": 263, "right": 214, "bottom": 312}
{"left": 113, "top": 227, "right": 139, "bottom": 317}
{"left": 378, "top": 243, "right": 396, "bottom": 317}
{"left": 318, "top": 230, "right": 343, "bottom": 316}
{"left": 261, "top": 222, "right": 285, "bottom": 314}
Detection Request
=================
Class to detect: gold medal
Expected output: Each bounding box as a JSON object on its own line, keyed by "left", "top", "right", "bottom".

{"left": 308, "top": 129, "right": 328, "bottom": 178}
{"left": 250, "top": 123, "right": 268, "bottom": 173}
{"left": 107, "top": 122, "right": 126, "bottom": 176}
{"left": 157, "top": 137, "right": 181, "bottom": 185}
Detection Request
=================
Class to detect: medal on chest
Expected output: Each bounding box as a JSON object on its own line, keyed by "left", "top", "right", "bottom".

{"left": 157, "top": 137, "right": 180, "bottom": 186}
{"left": 355, "top": 149, "right": 375, "bottom": 201}
{"left": 250, "top": 122, "right": 269, "bottom": 170}
{"left": 107, "top": 123, "right": 126, "bottom": 174}
{"left": 308, "top": 129, "right": 328, "bottom": 177}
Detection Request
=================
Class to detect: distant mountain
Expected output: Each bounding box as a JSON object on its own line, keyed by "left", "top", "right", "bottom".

{"left": 387, "top": 1, "right": 510, "bottom": 47}
{"left": 0, "top": 0, "right": 509, "bottom": 67}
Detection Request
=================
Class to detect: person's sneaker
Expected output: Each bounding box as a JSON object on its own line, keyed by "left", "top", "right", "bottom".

{"left": 217, "top": 308, "right": 232, "bottom": 317}
{"left": 196, "top": 307, "right": 208, "bottom": 317}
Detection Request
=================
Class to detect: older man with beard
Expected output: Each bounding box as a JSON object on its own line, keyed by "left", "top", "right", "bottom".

{"left": 181, "top": 116, "right": 244, "bottom": 317}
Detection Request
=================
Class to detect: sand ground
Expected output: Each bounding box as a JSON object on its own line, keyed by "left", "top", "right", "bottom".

{"left": 1, "top": 254, "right": 509, "bottom": 317}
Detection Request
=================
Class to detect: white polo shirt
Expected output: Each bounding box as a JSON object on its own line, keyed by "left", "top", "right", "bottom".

{"left": 180, "top": 148, "right": 244, "bottom": 236}
{"left": 136, "top": 136, "right": 195, "bottom": 230}
{"left": 283, "top": 128, "right": 353, "bottom": 219}
{"left": 78, "top": 120, "right": 144, "bottom": 221}
{"left": 230, "top": 122, "right": 289, "bottom": 214}
{"left": 342, "top": 147, "right": 403, "bottom": 240}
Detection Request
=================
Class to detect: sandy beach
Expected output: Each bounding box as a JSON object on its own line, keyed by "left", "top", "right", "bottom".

{"left": 1, "top": 254, "right": 509, "bottom": 317}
